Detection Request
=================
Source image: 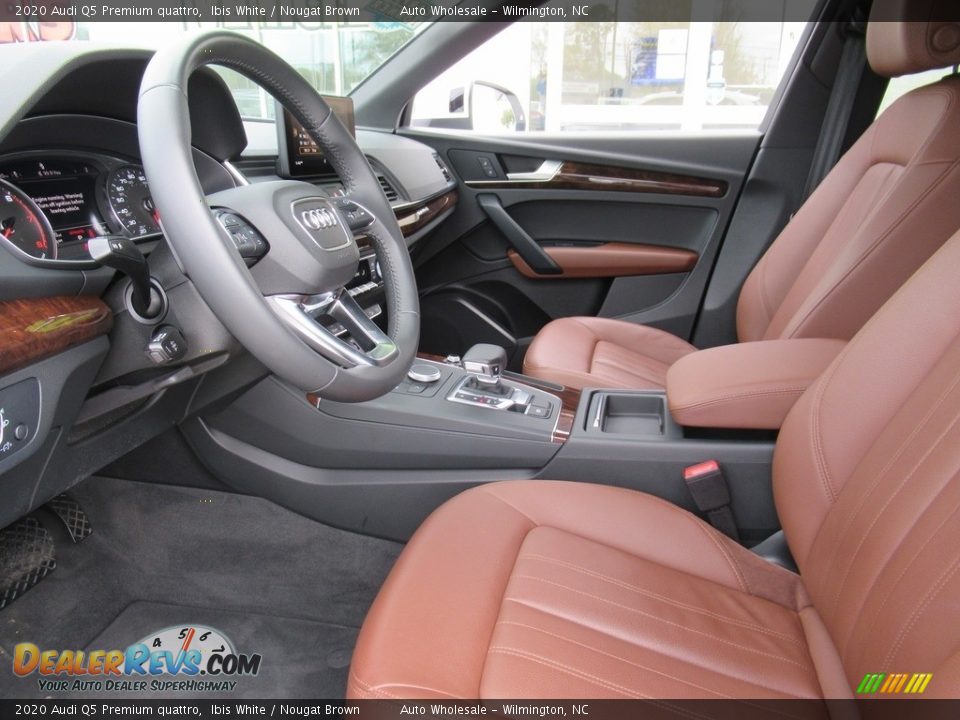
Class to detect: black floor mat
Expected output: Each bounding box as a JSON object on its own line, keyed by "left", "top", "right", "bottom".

{"left": 82, "top": 601, "right": 358, "bottom": 698}
{"left": 0, "top": 477, "right": 402, "bottom": 699}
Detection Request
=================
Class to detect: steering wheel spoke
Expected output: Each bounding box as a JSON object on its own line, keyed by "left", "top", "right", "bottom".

{"left": 267, "top": 288, "right": 398, "bottom": 369}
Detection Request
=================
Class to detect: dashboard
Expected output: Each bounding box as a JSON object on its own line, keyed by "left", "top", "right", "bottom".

{"left": 0, "top": 153, "right": 160, "bottom": 264}
{"left": 0, "top": 43, "right": 461, "bottom": 531}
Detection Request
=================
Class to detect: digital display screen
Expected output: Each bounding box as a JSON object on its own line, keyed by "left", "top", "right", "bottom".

{"left": 279, "top": 96, "right": 356, "bottom": 178}
{"left": 17, "top": 175, "right": 105, "bottom": 247}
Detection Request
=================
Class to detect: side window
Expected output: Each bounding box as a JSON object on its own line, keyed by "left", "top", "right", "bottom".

{"left": 877, "top": 67, "right": 957, "bottom": 116}
{"left": 410, "top": 16, "right": 810, "bottom": 134}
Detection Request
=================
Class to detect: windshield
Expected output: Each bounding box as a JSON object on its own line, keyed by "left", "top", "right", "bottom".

{"left": 0, "top": 21, "right": 428, "bottom": 119}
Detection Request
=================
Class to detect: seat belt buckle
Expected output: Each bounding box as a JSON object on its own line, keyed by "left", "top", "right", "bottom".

{"left": 683, "top": 460, "right": 740, "bottom": 541}
{"left": 683, "top": 460, "right": 730, "bottom": 511}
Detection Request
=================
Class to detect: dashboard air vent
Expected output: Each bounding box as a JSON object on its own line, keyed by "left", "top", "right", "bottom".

{"left": 377, "top": 175, "right": 399, "bottom": 202}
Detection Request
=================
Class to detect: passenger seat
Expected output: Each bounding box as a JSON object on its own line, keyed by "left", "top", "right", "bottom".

{"left": 524, "top": 1, "right": 960, "bottom": 391}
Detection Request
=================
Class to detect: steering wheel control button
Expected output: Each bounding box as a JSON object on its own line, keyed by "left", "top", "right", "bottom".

{"left": 215, "top": 211, "right": 269, "bottom": 264}
{"left": 408, "top": 364, "right": 442, "bottom": 384}
{"left": 146, "top": 325, "right": 188, "bottom": 365}
{"left": 291, "top": 198, "right": 353, "bottom": 251}
{"left": 334, "top": 198, "right": 375, "bottom": 231}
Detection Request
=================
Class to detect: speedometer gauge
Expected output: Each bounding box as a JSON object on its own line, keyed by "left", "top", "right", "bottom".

{"left": 106, "top": 165, "right": 160, "bottom": 238}
{"left": 0, "top": 178, "right": 56, "bottom": 260}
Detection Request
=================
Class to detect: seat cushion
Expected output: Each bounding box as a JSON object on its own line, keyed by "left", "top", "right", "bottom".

{"left": 348, "top": 481, "right": 844, "bottom": 700}
{"left": 523, "top": 317, "right": 696, "bottom": 391}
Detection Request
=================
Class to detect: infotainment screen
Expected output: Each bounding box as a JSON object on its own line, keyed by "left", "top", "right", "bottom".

{"left": 277, "top": 96, "right": 356, "bottom": 178}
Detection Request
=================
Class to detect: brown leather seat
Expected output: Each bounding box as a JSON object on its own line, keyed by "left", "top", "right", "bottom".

{"left": 524, "top": 3, "right": 960, "bottom": 391}
{"left": 349, "top": 221, "right": 960, "bottom": 699}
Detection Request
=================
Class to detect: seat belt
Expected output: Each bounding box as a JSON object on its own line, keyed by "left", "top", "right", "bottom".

{"left": 801, "top": 16, "right": 868, "bottom": 202}
{"left": 683, "top": 460, "right": 740, "bottom": 542}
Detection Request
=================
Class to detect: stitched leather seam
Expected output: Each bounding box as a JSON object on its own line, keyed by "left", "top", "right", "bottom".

{"left": 489, "top": 647, "right": 776, "bottom": 720}
{"left": 823, "top": 362, "right": 960, "bottom": 625}
{"left": 671, "top": 386, "right": 808, "bottom": 412}
{"left": 509, "top": 491, "right": 751, "bottom": 597}
{"left": 473, "top": 490, "right": 538, "bottom": 696}
{"left": 518, "top": 553, "right": 804, "bottom": 645}
{"left": 502, "top": 598, "right": 819, "bottom": 706}
{"left": 487, "top": 647, "right": 647, "bottom": 701}
{"left": 509, "top": 575, "right": 809, "bottom": 669}
{"left": 810, "top": 357, "right": 841, "bottom": 504}
{"left": 694, "top": 520, "right": 750, "bottom": 594}
{"left": 778, "top": 161, "right": 902, "bottom": 339}
{"left": 806, "top": 297, "right": 960, "bottom": 561}
{"left": 495, "top": 620, "right": 816, "bottom": 704}
{"left": 846, "top": 499, "right": 960, "bottom": 672}
{"left": 350, "top": 672, "right": 465, "bottom": 700}
{"left": 783, "top": 159, "right": 957, "bottom": 340}
{"left": 779, "top": 85, "right": 959, "bottom": 340}
{"left": 882, "top": 554, "right": 960, "bottom": 668}
{"left": 349, "top": 672, "right": 402, "bottom": 699}
{"left": 493, "top": 621, "right": 733, "bottom": 698}
{"left": 755, "top": 254, "right": 775, "bottom": 337}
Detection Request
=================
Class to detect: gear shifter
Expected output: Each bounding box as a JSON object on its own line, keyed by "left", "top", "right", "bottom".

{"left": 455, "top": 344, "right": 530, "bottom": 408}
{"left": 462, "top": 344, "right": 507, "bottom": 386}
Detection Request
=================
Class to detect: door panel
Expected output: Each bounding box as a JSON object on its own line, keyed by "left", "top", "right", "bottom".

{"left": 404, "top": 130, "right": 759, "bottom": 369}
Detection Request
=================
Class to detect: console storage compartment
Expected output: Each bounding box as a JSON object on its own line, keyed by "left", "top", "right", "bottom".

{"left": 585, "top": 391, "right": 672, "bottom": 437}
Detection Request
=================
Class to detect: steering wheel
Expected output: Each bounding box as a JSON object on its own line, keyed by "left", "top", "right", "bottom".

{"left": 136, "top": 32, "right": 419, "bottom": 402}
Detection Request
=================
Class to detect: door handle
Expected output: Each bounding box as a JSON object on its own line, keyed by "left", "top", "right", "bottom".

{"left": 476, "top": 194, "right": 562, "bottom": 275}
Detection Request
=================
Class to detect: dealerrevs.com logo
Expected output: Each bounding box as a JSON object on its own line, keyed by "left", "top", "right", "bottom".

{"left": 13, "top": 625, "right": 262, "bottom": 693}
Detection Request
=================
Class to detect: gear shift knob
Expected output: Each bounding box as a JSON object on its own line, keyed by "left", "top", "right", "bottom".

{"left": 462, "top": 343, "right": 507, "bottom": 385}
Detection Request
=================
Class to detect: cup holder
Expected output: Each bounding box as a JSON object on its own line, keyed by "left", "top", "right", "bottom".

{"left": 588, "top": 392, "right": 667, "bottom": 436}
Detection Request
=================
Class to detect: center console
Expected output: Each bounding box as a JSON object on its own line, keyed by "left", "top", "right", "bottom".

{"left": 195, "top": 340, "right": 786, "bottom": 544}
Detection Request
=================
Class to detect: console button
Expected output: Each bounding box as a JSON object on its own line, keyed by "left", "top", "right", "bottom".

{"left": 147, "top": 325, "right": 188, "bottom": 365}
{"left": 526, "top": 403, "right": 552, "bottom": 419}
{"left": 0, "top": 379, "right": 40, "bottom": 463}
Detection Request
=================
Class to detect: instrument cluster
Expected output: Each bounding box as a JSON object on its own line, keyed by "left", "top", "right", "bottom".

{"left": 0, "top": 153, "right": 162, "bottom": 264}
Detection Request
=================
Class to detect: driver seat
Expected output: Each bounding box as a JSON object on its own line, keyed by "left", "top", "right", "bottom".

{"left": 347, "top": 225, "right": 960, "bottom": 699}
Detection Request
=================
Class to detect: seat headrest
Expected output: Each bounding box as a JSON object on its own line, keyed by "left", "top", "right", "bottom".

{"left": 867, "top": 0, "right": 960, "bottom": 77}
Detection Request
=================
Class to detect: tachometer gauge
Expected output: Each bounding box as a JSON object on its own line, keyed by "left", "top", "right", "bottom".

{"left": 0, "top": 178, "right": 56, "bottom": 260}
{"left": 106, "top": 165, "right": 161, "bottom": 238}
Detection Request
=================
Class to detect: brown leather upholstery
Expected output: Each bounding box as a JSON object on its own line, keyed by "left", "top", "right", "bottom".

{"left": 507, "top": 243, "right": 698, "bottom": 279}
{"left": 666, "top": 339, "right": 846, "bottom": 430}
{"left": 525, "top": 2, "right": 960, "bottom": 393}
{"left": 523, "top": 316, "right": 696, "bottom": 390}
{"left": 349, "top": 228, "right": 960, "bottom": 700}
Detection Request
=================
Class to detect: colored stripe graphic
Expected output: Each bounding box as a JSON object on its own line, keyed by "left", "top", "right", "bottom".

{"left": 856, "top": 672, "right": 932, "bottom": 694}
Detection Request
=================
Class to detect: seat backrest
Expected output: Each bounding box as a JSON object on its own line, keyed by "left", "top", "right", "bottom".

{"left": 736, "top": 1, "right": 960, "bottom": 344}
{"left": 774, "top": 223, "right": 960, "bottom": 694}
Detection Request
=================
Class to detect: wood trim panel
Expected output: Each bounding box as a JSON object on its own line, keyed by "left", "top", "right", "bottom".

{"left": 353, "top": 190, "right": 458, "bottom": 249}
{"left": 394, "top": 190, "right": 458, "bottom": 237}
{"left": 508, "top": 242, "right": 698, "bottom": 279}
{"left": 471, "top": 161, "right": 727, "bottom": 198}
{"left": 0, "top": 296, "right": 112, "bottom": 377}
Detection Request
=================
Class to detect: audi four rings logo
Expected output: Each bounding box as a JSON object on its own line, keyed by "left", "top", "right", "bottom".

{"left": 301, "top": 207, "right": 338, "bottom": 231}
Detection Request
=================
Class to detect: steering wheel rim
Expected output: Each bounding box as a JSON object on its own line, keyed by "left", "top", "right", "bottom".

{"left": 137, "top": 31, "right": 419, "bottom": 402}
